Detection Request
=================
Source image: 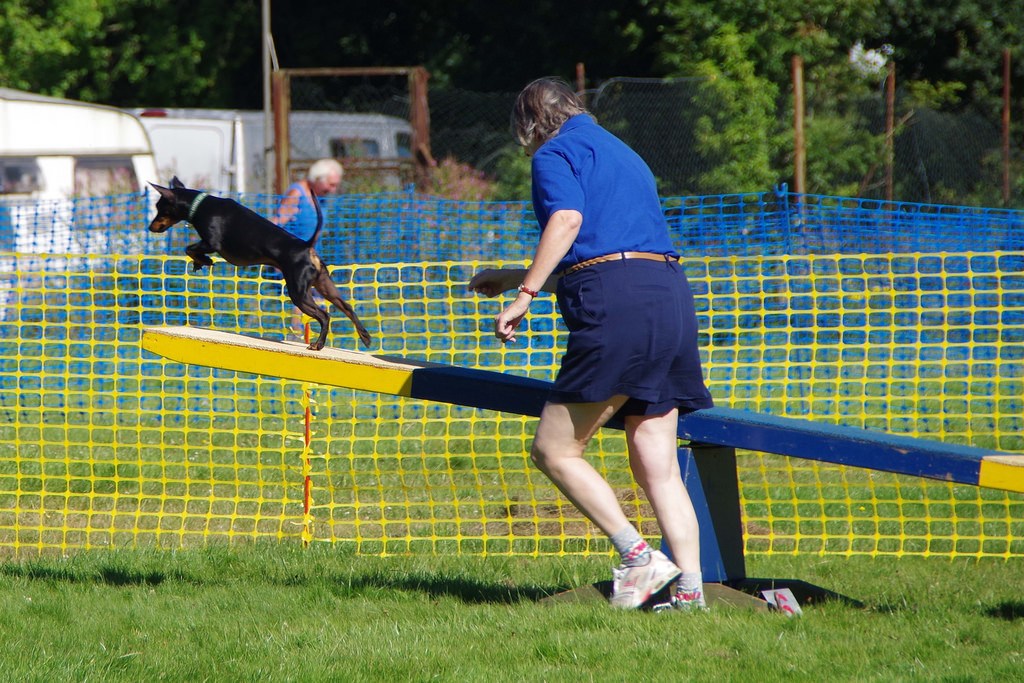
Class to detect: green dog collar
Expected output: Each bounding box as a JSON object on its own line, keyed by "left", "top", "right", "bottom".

{"left": 188, "top": 192, "right": 209, "bottom": 222}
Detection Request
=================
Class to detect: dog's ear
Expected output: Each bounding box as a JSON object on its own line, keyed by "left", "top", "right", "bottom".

{"left": 170, "top": 176, "right": 185, "bottom": 189}
{"left": 150, "top": 182, "right": 175, "bottom": 201}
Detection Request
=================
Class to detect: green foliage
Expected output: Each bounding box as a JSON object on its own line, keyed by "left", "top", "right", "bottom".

{"left": 0, "top": 0, "right": 258, "bottom": 106}
{"left": 655, "top": 0, "right": 879, "bottom": 84}
{"left": 903, "top": 80, "right": 967, "bottom": 109}
{"left": 2, "top": 0, "right": 1022, "bottom": 203}
{"left": 649, "top": 0, "right": 1023, "bottom": 201}
{"left": 653, "top": 1, "right": 887, "bottom": 193}
{"left": 804, "top": 116, "right": 884, "bottom": 196}
{"left": 490, "top": 147, "right": 533, "bottom": 201}
{"left": 799, "top": 46, "right": 889, "bottom": 196}
{"left": 685, "top": 25, "right": 781, "bottom": 193}
{"left": 0, "top": 0, "right": 108, "bottom": 94}
{"left": 871, "top": 0, "right": 1023, "bottom": 117}
{"left": 270, "top": 0, "right": 666, "bottom": 92}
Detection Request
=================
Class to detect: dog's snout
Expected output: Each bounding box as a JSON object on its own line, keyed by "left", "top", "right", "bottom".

{"left": 148, "top": 218, "right": 172, "bottom": 233}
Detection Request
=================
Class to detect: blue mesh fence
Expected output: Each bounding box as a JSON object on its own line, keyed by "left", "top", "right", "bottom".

{"left": 2, "top": 187, "right": 1022, "bottom": 357}
{"left": 4, "top": 187, "right": 1022, "bottom": 265}
{"left": 3, "top": 186, "right": 1023, "bottom": 371}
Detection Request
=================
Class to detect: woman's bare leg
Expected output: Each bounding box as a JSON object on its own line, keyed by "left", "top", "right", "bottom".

{"left": 532, "top": 399, "right": 691, "bottom": 607}
{"left": 625, "top": 408, "right": 701, "bottom": 574}
{"left": 530, "top": 398, "right": 631, "bottom": 536}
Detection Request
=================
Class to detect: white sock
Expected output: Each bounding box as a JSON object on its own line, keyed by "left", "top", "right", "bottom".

{"left": 675, "top": 572, "right": 703, "bottom": 597}
{"left": 610, "top": 526, "right": 650, "bottom": 567}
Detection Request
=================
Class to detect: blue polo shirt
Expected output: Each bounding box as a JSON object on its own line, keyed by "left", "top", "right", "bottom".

{"left": 530, "top": 114, "right": 677, "bottom": 272}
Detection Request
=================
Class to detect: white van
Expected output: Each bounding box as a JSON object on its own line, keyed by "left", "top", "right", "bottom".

{"left": 0, "top": 87, "right": 158, "bottom": 200}
{"left": 130, "top": 108, "right": 413, "bottom": 193}
{"left": 130, "top": 111, "right": 244, "bottom": 193}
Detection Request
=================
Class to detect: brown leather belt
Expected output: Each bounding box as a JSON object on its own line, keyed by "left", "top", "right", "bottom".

{"left": 561, "top": 251, "right": 676, "bottom": 275}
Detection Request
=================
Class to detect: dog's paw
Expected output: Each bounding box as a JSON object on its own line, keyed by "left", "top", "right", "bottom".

{"left": 188, "top": 258, "right": 214, "bottom": 273}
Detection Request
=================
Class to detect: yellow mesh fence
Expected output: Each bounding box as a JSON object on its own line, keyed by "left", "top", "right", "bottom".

{"left": 0, "top": 252, "right": 1022, "bottom": 558}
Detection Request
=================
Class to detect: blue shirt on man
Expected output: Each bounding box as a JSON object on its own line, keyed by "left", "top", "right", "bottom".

{"left": 530, "top": 114, "right": 677, "bottom": 272}
{"left": 278, "top": 182, "right": 320, "bottom": 241}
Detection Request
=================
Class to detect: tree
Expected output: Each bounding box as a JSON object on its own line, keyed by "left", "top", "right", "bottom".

{"left": 872, "top": 0, "right": 1024, "bottom": 117}
{"left": 688, "top": 24, "right": 780, "bottom": 193}
{"left": 270, "top": 0, "right": 666, "bottom": 91}
{"left": 4, "top": 0, "right": 1021, "bottom": 204}
{"left": 653, "top": 0, "right": 895, "bottom": 194}
{"left": 0, "top": 0, "right": 259, "bottom": 106}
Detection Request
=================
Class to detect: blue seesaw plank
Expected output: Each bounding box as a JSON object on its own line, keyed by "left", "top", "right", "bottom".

{"left": 410, "top": 364, "right": 1024, "bottom": 493}
{"left": 677, "top": 407, "right": 1024, "bottom": 492}
{"left": 403, "top": 363, "right": 1024, "bottom": 494}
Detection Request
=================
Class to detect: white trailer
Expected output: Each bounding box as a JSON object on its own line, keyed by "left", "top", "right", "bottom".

{"left": 0, "top": 87, "right": 158, "bottom": 200}
{"left": 0, "top": 89, "right": 162, "bottom": 321}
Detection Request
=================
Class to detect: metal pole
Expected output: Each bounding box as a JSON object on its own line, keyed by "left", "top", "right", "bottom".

{"left": 272, "top": 71, "right": 290, "bottom": 194}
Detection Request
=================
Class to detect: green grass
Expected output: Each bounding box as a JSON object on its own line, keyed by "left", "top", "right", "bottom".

{"left": 0, "top": 544, "right": 1022, "bottom": 682}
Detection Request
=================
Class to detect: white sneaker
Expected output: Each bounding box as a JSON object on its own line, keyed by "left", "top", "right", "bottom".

{"left": 609, "top": 550, "right": 681, "bottom": 609}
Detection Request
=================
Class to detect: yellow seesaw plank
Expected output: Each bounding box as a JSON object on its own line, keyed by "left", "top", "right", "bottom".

{"left": 141, "top": 325, "right": 426, "bottom": 396}
{"left": 979, "top": 455, "right": 1024, "bottom": 493}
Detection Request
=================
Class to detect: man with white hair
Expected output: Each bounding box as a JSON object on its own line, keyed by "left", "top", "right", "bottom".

{"left": 273, "top": 158, "right": 344, "bottom": 338}
{"left": 274, "top": 158, "right": 344, "bottom": 240}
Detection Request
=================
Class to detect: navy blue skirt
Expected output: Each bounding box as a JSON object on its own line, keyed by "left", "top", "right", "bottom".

{"left": 550, "top": 258, "right": 714, "bottom": 416}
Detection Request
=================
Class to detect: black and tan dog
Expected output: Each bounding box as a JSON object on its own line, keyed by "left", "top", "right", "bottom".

{"left": 148, "top": 177, "right": 371, "bottom": 350}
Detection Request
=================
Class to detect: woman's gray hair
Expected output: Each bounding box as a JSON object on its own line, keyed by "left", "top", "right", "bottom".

{"left": 511, "top": 77, "right": 589, "bottom": 147}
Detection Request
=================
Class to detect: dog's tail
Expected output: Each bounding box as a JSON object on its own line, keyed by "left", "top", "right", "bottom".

{"left": 306, "top": 185, "right": 325, "bottom": 246}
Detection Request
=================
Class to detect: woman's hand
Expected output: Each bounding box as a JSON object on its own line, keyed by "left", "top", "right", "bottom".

{"left": 495, "top": 296, "right": 531, "bottom": 344}
{"left": 467, "top": 268, "right": 523, "bottom": 297}
{"left": 468, "top": 268, "right": 536, "bottom": 343}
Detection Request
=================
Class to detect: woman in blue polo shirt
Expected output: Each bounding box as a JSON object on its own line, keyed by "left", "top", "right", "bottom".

{"left": 469, "top": 78, "right": 714, "bottom": 611}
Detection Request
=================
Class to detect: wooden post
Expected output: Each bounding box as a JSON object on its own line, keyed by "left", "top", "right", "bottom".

{"left": 409, "top": 66, "right": 434, "bottom": 189}
{"left": 1003, "top": 48, "right": 1011, "bottom": 206}
{"left": 575, "top": 62, "right": 587, "bottom": 106}
{"left": 272, "top": 66, "right": 433, "bottom": 191}
{"left": 271, "top": 70, "right": 290, "bottom": 195}
{"left": 791, "top": 55, "right": 806, "bottom": 195}
{"left": 885, "top": 61, "right": 895, "bottom": 205}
